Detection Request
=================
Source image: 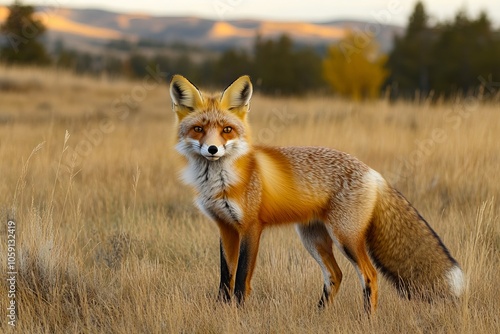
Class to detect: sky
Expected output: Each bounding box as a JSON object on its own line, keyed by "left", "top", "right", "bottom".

{"left": 1, "top": 0, "right": 499, "bottom": 27}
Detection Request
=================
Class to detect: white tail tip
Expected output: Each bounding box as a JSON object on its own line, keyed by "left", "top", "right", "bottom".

{"left": 446, "top": 265, "right": 465, "bottom": 297}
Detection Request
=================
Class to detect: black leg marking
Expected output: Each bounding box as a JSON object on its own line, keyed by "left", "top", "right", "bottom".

{"left": 343, "top": 246, "right": 357, "bottom": 264}
{"left": 318, "top": 284, "right": 330, "bottom": 309}
{"left": 234, "top": 239, "right": 250, "bottom": 305}
{"left": 218, "top": 240, "right": 231, "bottom": 303}
{"left": 363, "top": 286, "right": 372, "bottom": 314}
{"left": 318, "top": 281, "right": 336, "bottom": 309}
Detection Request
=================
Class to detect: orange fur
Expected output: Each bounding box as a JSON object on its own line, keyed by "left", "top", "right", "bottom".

{"left": 254, "top": 147, "right": 328, "bottom": 225}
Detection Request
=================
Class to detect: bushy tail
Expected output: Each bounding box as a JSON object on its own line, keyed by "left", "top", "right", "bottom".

{"left": 366, "top": 182, "right": 464, "bottom": 300}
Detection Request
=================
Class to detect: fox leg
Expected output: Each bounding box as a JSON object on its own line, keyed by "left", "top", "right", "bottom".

{"left": 217, "top": 222, "right": 240, "bottom": 302}
{"left": 234, "top": 224, "right": 263, "bottom": 305}
{"left": 296, "top": 221, "right": 343, "bottom": 308}
{"left": 332, "top": 231, "right": 378, "bottom": 315}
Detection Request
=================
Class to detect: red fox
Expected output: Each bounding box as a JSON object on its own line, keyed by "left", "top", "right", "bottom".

{"left": 170, "top": 75, "right": 464, "bottom": 314}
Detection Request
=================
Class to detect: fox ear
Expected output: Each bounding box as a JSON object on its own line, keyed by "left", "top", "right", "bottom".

{"left": 170, "top": 75, "right": 203, "bottom": 118}
{"left": 220, "top": 75, "right": 253, "bottom": 117}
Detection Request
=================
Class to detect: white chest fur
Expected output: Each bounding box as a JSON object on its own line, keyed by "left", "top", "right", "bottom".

{"left": 181, "top": 157, "right": 243, "bottom": 224}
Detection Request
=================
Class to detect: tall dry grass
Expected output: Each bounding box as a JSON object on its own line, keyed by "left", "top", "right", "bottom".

{"left": 0, "top": 66, "right": 499, "bottom": 333}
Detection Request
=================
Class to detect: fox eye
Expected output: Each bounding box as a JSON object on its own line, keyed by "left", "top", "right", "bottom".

{"left": 193, "top": 126, "right": 203, "bottom": 133}
{"left": 223, "top": 126, "right": 232, "bottom": 133}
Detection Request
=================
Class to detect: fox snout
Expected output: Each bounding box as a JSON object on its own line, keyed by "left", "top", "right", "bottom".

{"left": 201, "top": 143, "right": 226, "bottom": 161}
{"left": 208, "top": 145, "right": 218, "bottom": 155}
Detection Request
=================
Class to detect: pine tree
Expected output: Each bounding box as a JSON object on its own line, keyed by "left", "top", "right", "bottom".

{"left": 213, "top": 49, "right": 254, "bottom": 87}
{"left": 387, "top": 1, "right": 432, "bottom": 97}
{"left": 430, "top": 11, "right": 500, "bottom": 94}
{"left": 0, "top": 1, "right": 51, "bottom": 65}
{"left": 254, "top": 34, "right": 325, "bottom": 95}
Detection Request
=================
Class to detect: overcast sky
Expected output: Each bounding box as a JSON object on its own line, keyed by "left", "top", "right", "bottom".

{"left": 1, "top": 0, "right": 499, "bottom": 26}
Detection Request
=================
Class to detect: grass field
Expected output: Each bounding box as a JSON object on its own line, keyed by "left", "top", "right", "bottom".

{"left": 0, "top": 66, "right": 499, "bottom": 333}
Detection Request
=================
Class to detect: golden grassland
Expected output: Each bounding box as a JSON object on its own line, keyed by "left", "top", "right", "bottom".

{"left": 0, "top": 66, "right": 499, "bottom": 333}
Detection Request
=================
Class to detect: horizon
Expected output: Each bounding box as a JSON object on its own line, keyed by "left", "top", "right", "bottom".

{"left": 0, "top": 0, "right": 499, "bottom": 27}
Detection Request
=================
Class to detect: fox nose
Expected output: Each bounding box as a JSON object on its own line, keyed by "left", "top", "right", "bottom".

{"left": 208, "top": 145, "right": 218, "bottom": 155}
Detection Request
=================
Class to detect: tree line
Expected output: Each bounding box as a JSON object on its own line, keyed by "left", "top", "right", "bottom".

{"left": 1, "top": 1, "right": 499, "bottom": 99}
{"left": 388, "top": 2, "right": 500, "bottom": 98}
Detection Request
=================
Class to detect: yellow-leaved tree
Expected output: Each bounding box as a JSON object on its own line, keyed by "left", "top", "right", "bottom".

{"left": 323, "top": 31, "right": 388, "bottom": 100}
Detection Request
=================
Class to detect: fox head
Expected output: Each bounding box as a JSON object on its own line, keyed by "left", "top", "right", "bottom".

{"left": 170, "top": 75, "right": 253, "bottom": 161}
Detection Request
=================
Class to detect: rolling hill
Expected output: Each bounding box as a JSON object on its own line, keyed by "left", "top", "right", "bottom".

{"left": 0, "top": 6, "right": 403, "bottom": 53}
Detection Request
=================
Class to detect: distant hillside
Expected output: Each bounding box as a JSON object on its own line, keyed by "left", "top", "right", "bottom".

{"left": 0, "top": 6, "right": 403, "bottom": 53}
